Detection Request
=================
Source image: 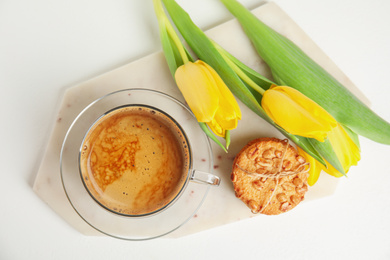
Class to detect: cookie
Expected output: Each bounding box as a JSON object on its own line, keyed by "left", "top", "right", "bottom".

{"left": 231, "top": 138, "right": 309, "bottom": 215}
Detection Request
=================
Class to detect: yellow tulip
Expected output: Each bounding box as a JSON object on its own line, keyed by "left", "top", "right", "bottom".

{"left": 299, "top": 124, "right": 360, "bottom": 185}
{"left": 261, "top": 85, "right": 337, "bottom": 142}
{"left": 175, "top": 60, "right": 241, "bottom": 137}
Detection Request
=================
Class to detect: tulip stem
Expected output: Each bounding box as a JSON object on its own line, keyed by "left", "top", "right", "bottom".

{"left": 153, "top": 0, "right": 189, "bottom": 64}
{"left": 165, "top": 20, "right": 189, "bottom": 64}
{"left": 214, "top": 43, "right": 265, "bottom": 95}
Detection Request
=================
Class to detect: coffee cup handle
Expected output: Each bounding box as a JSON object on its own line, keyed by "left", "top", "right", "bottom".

{"left": 190, "top": 169, "right": 221, "bottom": 186}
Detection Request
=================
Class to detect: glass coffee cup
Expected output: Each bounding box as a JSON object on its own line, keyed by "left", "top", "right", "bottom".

{"left": 79, "top": 103, "right": 220, "bottom": 217}
{"left": 61, "top": 89, "right": 219, "bottom": 240}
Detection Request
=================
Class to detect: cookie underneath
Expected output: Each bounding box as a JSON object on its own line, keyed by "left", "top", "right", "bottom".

{"left": 231, "top": 138, "right": 309, "bottom": 215}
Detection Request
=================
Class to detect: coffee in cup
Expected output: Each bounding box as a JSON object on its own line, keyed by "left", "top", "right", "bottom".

{"left": 79, "top": 105, "right": 191, "bottom": 216}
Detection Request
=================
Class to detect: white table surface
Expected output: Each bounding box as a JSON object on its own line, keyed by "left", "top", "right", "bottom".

{"left": 1, "top": 0, "right": 390, "bottom": 259}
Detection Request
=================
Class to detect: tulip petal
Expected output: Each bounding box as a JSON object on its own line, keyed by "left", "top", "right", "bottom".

{"left": 262, "top": 86, "right": 337, "bottom": 141}
{"left": 207, "top": 118, "right": 225, "bottom": 137}
{"left": 199, "top": 60, "right": 242, "bottom": 120}
{"left": 214, "top": 107, "right": 238, "bottom": 130}
{"left": 175, "top": 61, "right": 220, "bottom": 122}
{"left": 327, "top": 124, "right": 360, "bottom": 173}
{"left": 298, "top": 147, "right": 321, "bottom": 186}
